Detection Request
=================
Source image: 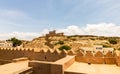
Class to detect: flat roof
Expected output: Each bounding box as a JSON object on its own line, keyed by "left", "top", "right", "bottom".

{"left": 0, "top": 61, "right": 29, "bottom": 74}
{"left": 65, "top": 62, "right": 120, "bottom": 74}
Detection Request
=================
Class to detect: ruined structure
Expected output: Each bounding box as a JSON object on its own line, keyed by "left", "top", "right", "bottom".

{"left": 46, "top": 30, "right": 64, "bottom": 37}
{"left": 45, "top": 30, "right": 65, "bottom": 48}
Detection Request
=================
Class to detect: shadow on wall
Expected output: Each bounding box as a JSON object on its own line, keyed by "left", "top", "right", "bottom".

{"left": 0, "top": 48, "right": 67, "bottom": 62}
{"left": 75, "top": 51, "right": 116, "bottom": 64}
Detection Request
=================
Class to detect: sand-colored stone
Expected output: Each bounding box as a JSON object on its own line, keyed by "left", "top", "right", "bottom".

{"left": 85, "top": 51, "right": 93, "bottom": 57}
{"left": 29, "top": 61, "right": 52, "bottom": 74}
{"left": 68, "top": 50, "right": 76, "bottom": 56}
{"left": 29, "top": 56, "right": 75, "bottom": 74}
{"left": 94, "top": 51, "right": 103, "bottom": 57}
{"left": 104, "top": 51, "right": 114, "bottom": 57}
{"left": 54, "top": 56, "right": 75, "bottom": 70}
{"left": 65, "top": 62, "right": 120, "bottom": 74}
{"left": 76, "top": 51, "right": 84, "bottom": 56}
{"left": 0, "top": 61, "right": 30, "bottom": 74}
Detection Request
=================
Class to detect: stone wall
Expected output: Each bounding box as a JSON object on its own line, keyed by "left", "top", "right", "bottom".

{"left": 46, "top": 30, "right": 64, "bottom": 37}
{"left": 115, "top": 56, "right": 120, "bottom": 66}
{"left": 0, "top": 47, "right": 120, "bottom": 65}
{"left": 0, "top": 48, "right": 67, "bottom": 62}
{"left": 29, "top": 56, "right": 75, "bottom": 74}
{"left": 75, "top": 50, "right": 116, "bottom": 64}
{"left": 64, "top": 71, "right": 85, "bottom": 74}
{"left": 29, "top": 61, "right": 51, "bottom": 74}
{"left": 115, "top": 50, "right": 120, "bottom": 66}
{"left": 15, "top": 67, "right": 33, "bottom": 74}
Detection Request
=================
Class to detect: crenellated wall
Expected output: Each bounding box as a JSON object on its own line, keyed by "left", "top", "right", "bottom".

{"left": 75, "top": 50, "right": 116, "bottom": 64}
{"left": 28, "top": 50, "right": 120, "bottom": 74}
{"left": 0, "top": 47, "right": 120, "bottom": 66}
{"left": 1, "top": 47, "right": 120, "bottom": 74}
{"left": 0, "top": 48, "right": 67, "bottom": 62}
{"left": 115, "top": 50, "right": 120, "bottom": 66}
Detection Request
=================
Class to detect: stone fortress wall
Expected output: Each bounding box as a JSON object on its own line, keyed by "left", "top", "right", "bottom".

{"left": 28, "top": 50, "right": 120, "bottom": 74}
{"left": 0, "top": 47, "right": 120, "bottom": 65}
{"left": 71, "top": 49, "right": 120, "bottom": 65}
{"left": 75, "top": 50, "right": 115, "bottom": 64}
{"left": 0, "top": 48, "right": 67, "bottom": 63}
{"left": 0, "top": 47, "right": 120, "bottom": 74}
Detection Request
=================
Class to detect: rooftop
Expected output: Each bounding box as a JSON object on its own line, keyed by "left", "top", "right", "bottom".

{"left": 0, "top": 60, "right": 30, "bottom": 74}
{"left": 65, "top": 62, "right": 120, "bottom": 74}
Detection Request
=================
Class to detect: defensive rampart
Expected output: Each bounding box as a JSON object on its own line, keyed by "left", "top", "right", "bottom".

{"left": 0, "top": 47, "right": 120, "bottom": 66}
{"left": 75, "top": 50, "right": 118, "bottom": 64}
{"left": 0, "top": 48, "right": 67, "bottom": 62}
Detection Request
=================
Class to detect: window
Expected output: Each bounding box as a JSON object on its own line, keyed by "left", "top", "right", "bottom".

{"left": 96, "top": 47, "right": 102, "bottom": 50}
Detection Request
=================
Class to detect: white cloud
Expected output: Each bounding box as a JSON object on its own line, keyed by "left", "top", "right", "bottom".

{"left": 58, "top": 23, "right": 120, "bottom": 37}
{"left": 57, "top": 25, "right": 84, "bottom": 35}
{"left": 0, "top": 23, "right": 120, "bottom": 40}
{"left": 0, "top": 32, "right": 40, "bottom": 40}
{"left": 83, "top": 23, "right": 120, "bottom": 36}
{"left": 0, "top": 29, "right": 50, "bottom": 40}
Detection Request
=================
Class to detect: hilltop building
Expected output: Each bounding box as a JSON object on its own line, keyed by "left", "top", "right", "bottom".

{"left": 45, "top": 30, "right": 65, "bottom": 48}
{"left": 46, "top": 30, "right": 64, "bottom": 37}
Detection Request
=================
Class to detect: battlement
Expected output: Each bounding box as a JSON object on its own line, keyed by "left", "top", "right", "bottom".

{"left": 0, "top": 47, "right": 67, "bottom": 62}
{"left": 0, "top": 47, "right": 120, "bottom": 66}
{"left": 0, "top": 47, "right": 34, "bottom": 51}
{"left": 75, "top": 50, "right": 120, "bottom": 64}
{"left": 0, "top": 47, "right": 120, "bottom": 74}
{"left": 46, "top": 30, "right": 64, "bottom": 37}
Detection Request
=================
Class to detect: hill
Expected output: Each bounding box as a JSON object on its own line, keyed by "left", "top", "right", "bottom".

{"left": 22, "top": 30, "right": 120, "bottom": 51}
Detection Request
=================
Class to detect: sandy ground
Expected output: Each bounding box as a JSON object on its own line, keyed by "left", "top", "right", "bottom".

{"left": 65, "top": 62, "right": 120, "bottom": 74}
{"left": 0, "top": 61, "right": 29, "bottom": 74}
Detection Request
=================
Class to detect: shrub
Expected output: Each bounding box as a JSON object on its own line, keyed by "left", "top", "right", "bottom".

{"left": 108, "top": 38, "right": 117, "bottom": 44}
{"left": 118, "top": 48, "right": 120, "bottom": 50}
{"left": 58, "top": 45, "right": 71, "bottom": 50}
{"left": 90, "top": 38, "right": 95, "bottom": 40}
{"left": 103, "top": 44, "right": 111, "bottom": 48}
{"left": 55, "top": 41, "right": 64, "bottom": 45}
{"left": 57, "top": 41, "right": 64, "bottom": 45}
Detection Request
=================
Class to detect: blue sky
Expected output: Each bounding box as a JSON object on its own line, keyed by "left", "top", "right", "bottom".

{"left": 0, "top": 0, "right": 120, "bottom": 40}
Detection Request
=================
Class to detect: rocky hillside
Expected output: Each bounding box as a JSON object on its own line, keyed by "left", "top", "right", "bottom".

{"left": 23, "top": 36, "right": 50, "bottom": 49}
{"left": 23, "top": 34, "right": 120, "bottom": 51}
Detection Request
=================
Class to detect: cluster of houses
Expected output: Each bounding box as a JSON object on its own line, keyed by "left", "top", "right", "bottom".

{"left": 0, "top": 40, "right": 12, "bottom": 48}
{"left": 80, "top": 45, "right": 114, "bottom": 55}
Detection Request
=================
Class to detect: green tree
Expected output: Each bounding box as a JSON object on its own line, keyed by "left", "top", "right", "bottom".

{"left": 7, "top": 37, "right": 22, "bottom": 47}
{"left": 58, "top": 45, "right": 71, "bottom": 50}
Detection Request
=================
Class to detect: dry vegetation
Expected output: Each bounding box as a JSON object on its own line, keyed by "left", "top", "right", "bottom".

{"left": 22, "top": 35, "right": 120, "bottom": 50}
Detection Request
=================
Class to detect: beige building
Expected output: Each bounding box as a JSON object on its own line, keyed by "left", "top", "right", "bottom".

{"left": 80, "top": 45, "right": 114, "bottom": 55}
{"left": 46, "top": 30, "right": 64, "bottom": 37}
{"left": 0, "top": 40, "right": 12, "bottom": 48}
